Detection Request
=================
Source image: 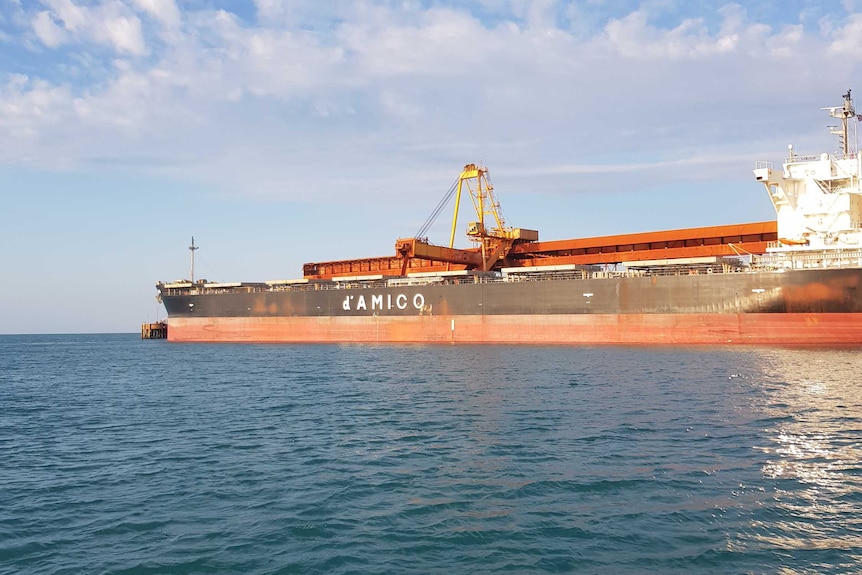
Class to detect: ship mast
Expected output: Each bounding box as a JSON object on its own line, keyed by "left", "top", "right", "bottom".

{"left": 189, "top": 236, "right": 199, "bottom": 283}
{"left": 826, "top": 89, "right": 857, "bottom": 156}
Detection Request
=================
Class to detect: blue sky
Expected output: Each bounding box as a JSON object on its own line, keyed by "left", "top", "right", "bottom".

{"left": 2, "top": 0, "right": 862, "bottom": 333}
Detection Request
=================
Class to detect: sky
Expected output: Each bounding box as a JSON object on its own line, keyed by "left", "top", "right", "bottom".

{"left": 2, "top": 0, "right": 862, "bottom": 333}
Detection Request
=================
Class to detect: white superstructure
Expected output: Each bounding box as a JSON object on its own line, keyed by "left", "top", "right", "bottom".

{"left": 754, "top": 90, "right": 862, "bottom": 255}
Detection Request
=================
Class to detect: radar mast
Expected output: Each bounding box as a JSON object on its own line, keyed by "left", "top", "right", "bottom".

{"left": 189, "top": 237, "right": 199, "bottom": 283}
{"left": 825, "top": 89, "right": 857, "bottom": 156}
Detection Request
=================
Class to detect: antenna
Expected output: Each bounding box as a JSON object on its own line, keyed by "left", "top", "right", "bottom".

{"left": 825, "top": 89, "right": 856, "bottom": 156}
{"left": 189, "top": 237, "right": 199, "bottom": 283}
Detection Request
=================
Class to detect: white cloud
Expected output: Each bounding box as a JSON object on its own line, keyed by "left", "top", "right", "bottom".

{"left": 99, "top": 13, "right": 146, "bottom": 55}
{"left": 2, "top": 2, "right": 862, "bottom": 202}
{"left": 32, "top": 0, "right": 146, "bottom": 55}
{"left": 31, "top": 10, "right": 66, "bottom": 47}
{"left": 254, "top": 0, "right": 285, "bottom": 22}
{"left": 829, "top": 13, "right": 862, "bottom": 53}
{"left": 517, "top": 0, "right": 559, "bottom": 30}
{"left": 603, "top": 10, "right": 741, "bottom": 59}
{"left": 338, "top": 7, "right": 503, "bottom": 78}
{"left": 41, "top": 0, "right": 87, "bottom": 33}
{"left": 132, "top": 0, "right": 181, "bottom": 28}
{"left": 0, "top": 74, "right": 74, "bottom": 146}
{"left": 766, "top": 24, "right": 803, "bottom": 58}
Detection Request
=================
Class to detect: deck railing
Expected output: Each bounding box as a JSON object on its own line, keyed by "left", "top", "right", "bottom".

{"left": 159, "top": 264, "right": 760, "bottom": 296}
{"left": 753, "top": 249, "right": 862, "bottom": 270}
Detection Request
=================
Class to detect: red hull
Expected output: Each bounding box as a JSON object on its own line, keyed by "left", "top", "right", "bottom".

{"left": 167, "top": 314, "right": 862, "bottom": 345}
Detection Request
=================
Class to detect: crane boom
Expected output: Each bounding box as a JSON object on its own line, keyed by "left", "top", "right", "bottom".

{"left": 398, "top": 163, "right": 538, "bottom": 272}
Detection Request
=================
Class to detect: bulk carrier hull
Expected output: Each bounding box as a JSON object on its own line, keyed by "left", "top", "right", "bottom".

{"left": 160, "top": 268, "right": 862, "bottom": 344}
{"left": 156, "top": 93, "right": 862, "bottom": 345}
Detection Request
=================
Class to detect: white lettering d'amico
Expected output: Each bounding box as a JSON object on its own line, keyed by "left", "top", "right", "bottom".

{"left": 342, "top": 292, "right": 425, "bottom": 312}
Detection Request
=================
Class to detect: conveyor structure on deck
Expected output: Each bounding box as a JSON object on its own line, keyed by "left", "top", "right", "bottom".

{"left": 303, "top": 221, "right": 778, "bottom": 280}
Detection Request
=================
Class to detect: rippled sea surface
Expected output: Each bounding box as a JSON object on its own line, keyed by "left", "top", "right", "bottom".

{"left": 2, "top": 334, "right": 861, "bottom": 574}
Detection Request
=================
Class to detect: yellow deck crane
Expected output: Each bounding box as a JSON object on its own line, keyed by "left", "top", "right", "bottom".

{"left": 395, "top": 164, "right": 538, "bottom": 274}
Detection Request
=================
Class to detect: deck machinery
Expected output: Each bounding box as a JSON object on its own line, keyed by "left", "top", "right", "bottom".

{"left": 303, "top": 163, "right": 777, "bottom": 280}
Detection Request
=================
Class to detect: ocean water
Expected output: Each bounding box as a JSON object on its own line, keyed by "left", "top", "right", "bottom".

{"left": 1, "top": 335, "right": 861, "bottom": 575}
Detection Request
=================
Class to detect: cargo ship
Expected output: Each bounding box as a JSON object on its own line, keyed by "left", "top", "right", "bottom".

{"left": 157, "top": 92, "right": 862, "bottom": 344}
